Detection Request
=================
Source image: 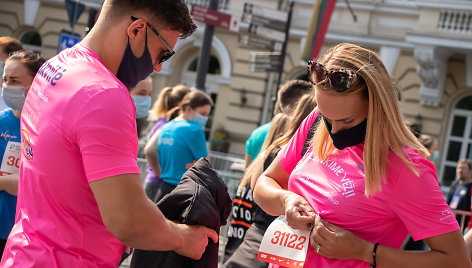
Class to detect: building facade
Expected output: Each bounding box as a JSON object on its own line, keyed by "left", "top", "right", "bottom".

{"left": 1, "top": 0, "right": 471, "bottom": 185}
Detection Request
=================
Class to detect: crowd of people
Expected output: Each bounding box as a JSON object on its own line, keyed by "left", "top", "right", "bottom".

{"left": 1, "top": 0, "right": 472, "bottom": 267}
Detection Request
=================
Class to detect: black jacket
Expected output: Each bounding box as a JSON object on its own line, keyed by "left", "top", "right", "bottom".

{"left": 130, "top": 158, "right": 232, "bottom": 268}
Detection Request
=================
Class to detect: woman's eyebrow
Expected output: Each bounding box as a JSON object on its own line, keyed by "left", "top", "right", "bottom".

{"left": 319, "top": 112, "right": 352, "bottom": 122}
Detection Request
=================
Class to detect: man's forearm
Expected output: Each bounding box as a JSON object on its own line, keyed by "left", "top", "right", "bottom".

{"left": 0, "top": 174, "right": 19, "bottom": 196}
{"left": 112, "top": 197, "right": 184, "bottom": 251}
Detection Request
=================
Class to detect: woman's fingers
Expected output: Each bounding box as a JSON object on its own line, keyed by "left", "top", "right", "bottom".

{"left": 310, "top": 217, "right": 341, "bottom": 255}
{"left": 284, "top": 193, "right": 316, "bottom": 230}
{"left": 286, "top": 207, "right": 316, "bottom": 229}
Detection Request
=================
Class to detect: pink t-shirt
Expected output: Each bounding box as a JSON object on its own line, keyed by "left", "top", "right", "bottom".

{"left": 1, "top": 43, "right": 140, "bottom": 267}
{"left": 276, "top": 108, "right": 458, "bottom": 268}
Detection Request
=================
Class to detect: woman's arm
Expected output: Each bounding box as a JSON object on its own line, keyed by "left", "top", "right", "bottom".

{"left": 253, "top": 157, "right": 316, "bottom": 230}
{"left": 310, "top": 217, "right": 472, "bottom": 268}
{"left": 0, "top": 173, "right": 19, "bottom": 196}
{"left": 144, "top": 129, "right": 161, "bottom": 177}
{"left": 465, "top": 230, "right": 472, "bottom": 261}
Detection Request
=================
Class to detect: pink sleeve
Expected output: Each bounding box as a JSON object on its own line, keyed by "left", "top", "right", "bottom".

{"left": 278, "top": 107, "right": 319, "bottom": 174}
{"left": 74, "top": 89, "right": 140, "bottom": 182}
{"left": 391, "top": 158, "right": 459, "bottom": 240}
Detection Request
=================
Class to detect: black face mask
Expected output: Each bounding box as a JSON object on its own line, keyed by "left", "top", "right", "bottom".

{"left": 323, "top": 117, "right": 367, "bottom": 150}
{"left": 116, "top": 29, "right": 154, "bottom": 89}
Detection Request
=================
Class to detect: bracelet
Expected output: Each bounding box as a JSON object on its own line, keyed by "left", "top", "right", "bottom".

{"left": 370, "top": 243, "right": 380, "bottom": 268}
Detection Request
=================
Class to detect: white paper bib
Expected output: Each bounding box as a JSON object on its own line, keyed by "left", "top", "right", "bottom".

{"left": 1, "top": 141, "right": 21, "bottom": 175}
{"left": 257, "top": 216, "right": 310, "bottom": 267}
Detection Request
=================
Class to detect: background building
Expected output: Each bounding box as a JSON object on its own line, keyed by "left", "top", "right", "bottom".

{"left": 1, "top": 0, "right": 471, "bottom": 185}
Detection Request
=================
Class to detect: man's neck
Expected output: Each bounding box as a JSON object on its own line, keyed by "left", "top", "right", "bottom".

{"left": 80, "top": 23, "right": 126, "bottom": 76}
{"left": 460, "top": 178, "right": 472, "bottom": 185}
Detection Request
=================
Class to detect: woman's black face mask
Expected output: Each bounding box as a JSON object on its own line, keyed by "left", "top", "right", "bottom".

{"left": 323, "top": 118, "right": 367, "bottom": 150}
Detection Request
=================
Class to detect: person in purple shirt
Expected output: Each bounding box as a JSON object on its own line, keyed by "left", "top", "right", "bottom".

{"left": 143, "top": 84, "right": 190, "bottom": 200}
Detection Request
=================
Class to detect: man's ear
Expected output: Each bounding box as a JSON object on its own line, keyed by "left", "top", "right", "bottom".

{"left": 127, "top": 19, "right": 146, "bottom": 40}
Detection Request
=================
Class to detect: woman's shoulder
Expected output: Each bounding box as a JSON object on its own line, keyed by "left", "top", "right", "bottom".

{"left": 387, "top": 147, "right": 436, "bottom": 181}
{"left": 165, "top": 119, "right": 202, "bottom": 132}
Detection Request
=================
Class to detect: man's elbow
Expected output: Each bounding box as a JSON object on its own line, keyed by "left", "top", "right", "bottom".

{"left": 102, "top": 213, "right": 136, "bottom": 244}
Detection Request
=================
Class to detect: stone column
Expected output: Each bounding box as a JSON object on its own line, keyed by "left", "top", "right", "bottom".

{"left": 379, "top": 46, "right": 401, "bottom": 75}
{"left": 24, "top": 0, "right": 40, "bottom": 26}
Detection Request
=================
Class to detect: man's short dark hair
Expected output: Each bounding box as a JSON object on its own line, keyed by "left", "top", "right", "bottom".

{"left": 111, "top": 0, "right": 197, "bottom": 38}
{"left": 275, "top": 80, "right": 314, "bottom": 115}
{"left": 405, "top": 120, "right": 422, "bottom": 138}
{"left": 459, "top": 159, "right": 472, "bottom": 170}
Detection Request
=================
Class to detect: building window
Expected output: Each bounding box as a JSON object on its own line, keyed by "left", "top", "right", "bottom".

{"left": 187, "top": 55, "right": 221, "bottom": 75}
{"left": 440, "top": 95, "right": 472, "bottom": 186}
{"left": 20, "top": 30, "right": 42, "bottom": 54}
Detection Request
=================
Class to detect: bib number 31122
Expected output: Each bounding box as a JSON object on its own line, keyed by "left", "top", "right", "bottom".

{"left": 257, "top": 216, "right": 310, "bottom": 267}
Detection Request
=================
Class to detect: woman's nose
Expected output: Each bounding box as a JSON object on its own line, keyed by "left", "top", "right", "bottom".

{"left": 330, "top": 122, "right": 342, "bottom": 134}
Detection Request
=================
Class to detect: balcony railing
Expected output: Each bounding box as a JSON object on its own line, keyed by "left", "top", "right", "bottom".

{"left": 185, "top": 0, "right": 230, "bottom": 11}
{"left": 437, "top": 9, "right": 472, "bottom": 34}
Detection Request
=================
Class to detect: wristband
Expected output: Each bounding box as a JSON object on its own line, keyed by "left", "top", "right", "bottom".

{"left": 370, "top": 243, "right": 380, "bottom": 268}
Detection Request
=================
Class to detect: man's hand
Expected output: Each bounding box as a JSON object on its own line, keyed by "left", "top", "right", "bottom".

{"left": 173, "top": 224, "right": 219, "bottom": 260}
{"left": 185, "top": 160, "right": 197, "bottom": 170}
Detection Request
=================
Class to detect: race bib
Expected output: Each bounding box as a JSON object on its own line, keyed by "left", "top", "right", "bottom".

{"left": 1, "top": 141, "right": 21, "bottom": 174}
{"left": 257, "top": 216, "right": 310, "bottom": 268}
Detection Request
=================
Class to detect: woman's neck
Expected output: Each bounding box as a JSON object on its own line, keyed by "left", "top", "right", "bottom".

{"left": 12, "top": 109, "right": 21, "bottom": 119}
{"left": 180, "top": 113, "right": 191, "bottom": 121}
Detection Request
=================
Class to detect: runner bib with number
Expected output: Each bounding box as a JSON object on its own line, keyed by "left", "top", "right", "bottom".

{"left": 1, "top": 141, "right": 21, "bottom": 175}
{"left": 257, "top": 216, "right": 310, "bottom": 268}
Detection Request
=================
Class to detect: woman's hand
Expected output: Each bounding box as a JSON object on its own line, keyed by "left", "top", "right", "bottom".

{"left": 283, "top": 192, "right": 317, "bottom": 230}
{"left": 310, "top": 216, "right": 372, "bottom": 262}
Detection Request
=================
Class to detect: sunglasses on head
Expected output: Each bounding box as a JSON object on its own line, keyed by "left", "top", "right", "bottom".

{"left": 308, "top": 60, "right": 363, "bottom": 92}
{"left": 131, "top": 16, "right": 175, "bottom": 64}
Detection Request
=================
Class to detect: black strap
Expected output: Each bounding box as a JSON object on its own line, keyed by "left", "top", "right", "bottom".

{"left": 263, "top": 147, "right": 281, "bottom": 170}
{"left": 370, "top": 243, "right": 380, "bottom": 268}
{"left": 301, "top": 114, "right": 321, "bottom": 157}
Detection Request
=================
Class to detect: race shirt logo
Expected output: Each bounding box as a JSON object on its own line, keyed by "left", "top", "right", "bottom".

{"left": 21, "top": 128, "right": 33, "bottom": 161}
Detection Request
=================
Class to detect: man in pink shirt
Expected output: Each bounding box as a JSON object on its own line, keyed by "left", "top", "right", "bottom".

{"left": 0, "top": 1, "right": 217, "bottom": 267}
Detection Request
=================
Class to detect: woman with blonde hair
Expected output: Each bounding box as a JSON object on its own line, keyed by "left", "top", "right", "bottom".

{"left": 143, "top": 85, "right": 190, "bottom": 200}
{"left": 224, "top": 95, "right": 317, "bottom": 268}
{"left": 253, "top": 43, "right": 470, "bottom": 267}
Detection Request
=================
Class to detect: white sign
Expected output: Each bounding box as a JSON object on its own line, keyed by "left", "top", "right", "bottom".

{"left": 248, "top": 24, "right": 286, "bottom": 43}
{"left": 243, "top": 3, "right": 288, "bottom": 22}
{"left": 257, "top": 216, "right": 310, "bottom": 268}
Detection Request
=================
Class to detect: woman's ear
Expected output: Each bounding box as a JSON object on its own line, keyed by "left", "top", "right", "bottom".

{"left": 184, "top": 106, "right": 195, "bottom": 119}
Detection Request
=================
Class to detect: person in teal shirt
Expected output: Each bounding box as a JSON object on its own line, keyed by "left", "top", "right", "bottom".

{"left": 153, "top": 90, "right": 213, "bottom": 202}
{"left": 244, "top": 80, "right": 314, "bottom": 167}
{"left": 245, "top": 122, "right": 272, "bottom": 162}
